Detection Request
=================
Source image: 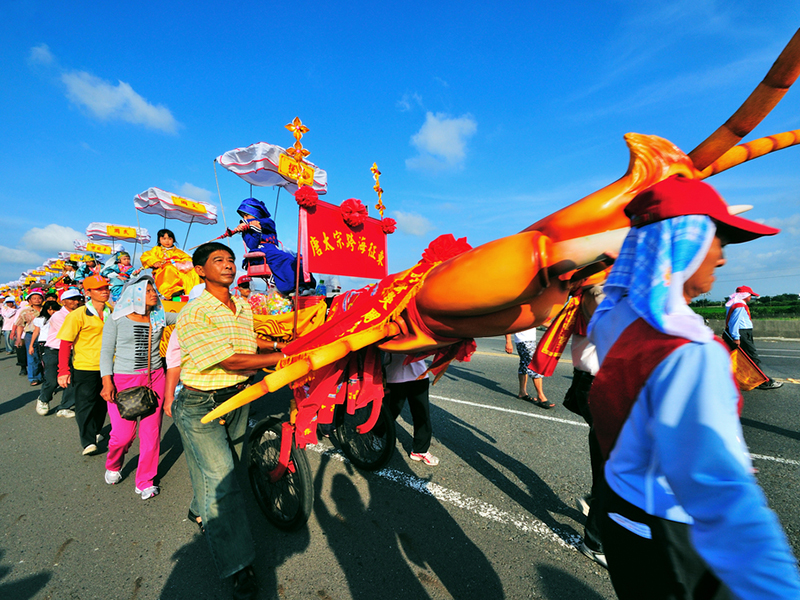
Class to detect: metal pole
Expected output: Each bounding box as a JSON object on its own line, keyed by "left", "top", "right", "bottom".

{"left": 292, "top": 209, "right": 302, "bottom": 340}
{"left": 183, "top": 217, "right": 194, "bottom": 250}
{"left": 274, "top": 186, "right": 281, "bottom": 219}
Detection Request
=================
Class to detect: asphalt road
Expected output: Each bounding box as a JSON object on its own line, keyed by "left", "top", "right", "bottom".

{"left": 0, "top": 336, "right": 797, "bottom": 600}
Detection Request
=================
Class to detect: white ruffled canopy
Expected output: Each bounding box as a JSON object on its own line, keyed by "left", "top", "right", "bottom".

{"left": 86, "top": 222, "right": 150, "bottom": 243}
{"left": 216, "top": 142, "right": 327, "bottom": 194}
{"left": 134, "top": 187, "right": 218, "bottom": 225}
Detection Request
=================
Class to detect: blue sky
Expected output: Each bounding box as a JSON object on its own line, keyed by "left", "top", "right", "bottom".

{"left": 1, "top": 1, "right": 799, "bottom": 299}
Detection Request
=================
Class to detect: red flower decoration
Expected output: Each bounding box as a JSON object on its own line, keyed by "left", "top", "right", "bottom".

{"left": 381, "top": 218, "right": 397, "bottom": 234}
{"left": 341, "top": 198, "right": 368, "bottom": 227}
{"left": 295, "top": 186, "right": 318, "bottom": 208}
{"left": 421, "top": 234, "right": 472, "bottom": 264}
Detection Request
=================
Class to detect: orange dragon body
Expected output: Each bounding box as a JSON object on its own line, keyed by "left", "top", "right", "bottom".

{"left": 203, "top": 29, "right": 800, "bottom": 430}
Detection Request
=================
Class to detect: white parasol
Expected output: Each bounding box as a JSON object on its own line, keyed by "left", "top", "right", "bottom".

{"left": 216, "top": 142, "right": 327, "bottom": 194}
{"left": 134, "top": 188, "right": 218, "bottom": 225}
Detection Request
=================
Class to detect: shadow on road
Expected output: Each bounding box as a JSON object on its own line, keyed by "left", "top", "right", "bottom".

{"left": 430, "top": 404, "right": 584, "bottom": 545}
{"left": 312, "top": 452, "right": 504, "bottom": 599}
{"left": 0, "top": 390, "right": 38, "bottom": 418}
{"left": 440, "top": 364, "right": 519, "bottom": 400}
{"left": 537, "top": 564, "right": 609, "bottom": 600}
{"left": 0, "top": 549, "right": 51, "bottom": 599}
{"left": 741, "top": 417, "right": 800, "bottom": 442}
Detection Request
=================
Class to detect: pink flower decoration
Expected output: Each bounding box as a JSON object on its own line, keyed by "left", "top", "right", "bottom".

{"left": 381, "top": 218, "right": 397, "bottom": 234}
{"left": 295, "top": 186, "right": 318, "bottom": 208}
{"left": 341, "top": 198, "right": 368, "bottom": 227}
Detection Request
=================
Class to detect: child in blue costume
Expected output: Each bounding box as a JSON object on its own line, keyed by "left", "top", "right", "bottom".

{"left": 235, "top": 197, "right": 316, "bottom": 295}
{"left": 101, "top": 251, "right": 138, "bottom": 303}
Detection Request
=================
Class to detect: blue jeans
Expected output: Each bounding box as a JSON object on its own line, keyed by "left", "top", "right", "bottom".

{"left": 172, "top": 386, "right": 254, "bottom": 579}
{"left": 25, "top": 332, "right": 42, "bottom": 383}
{"left": 2, "top": 330, "right": 13, "bottom": 353}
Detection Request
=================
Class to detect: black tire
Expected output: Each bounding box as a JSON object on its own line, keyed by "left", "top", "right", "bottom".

{"left": 247, "top": 418, "right": 313, "bottom": 531}
{"left": 334, "top": 402, "right": 396, "bottom": 471}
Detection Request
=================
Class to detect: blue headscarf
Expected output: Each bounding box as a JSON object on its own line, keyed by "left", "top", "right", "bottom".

{"left": 112, "top": 274, "right": 166, "bottom": 328}
{"left": 589, "top": 214, "right": 715, "bottom": 344}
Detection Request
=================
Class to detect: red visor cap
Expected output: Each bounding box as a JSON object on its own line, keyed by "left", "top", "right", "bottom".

{"left": 735, "top": 285, "right": 759, "bottom": 297}
{"left": 625, "top": 175, "right": 780, "bottom": 244}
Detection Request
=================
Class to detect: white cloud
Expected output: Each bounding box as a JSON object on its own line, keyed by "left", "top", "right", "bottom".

{"left": 406, "top": 112, "right": 477, "bottom": 172}
{"left": 21, "top": 224, "right": 83, "bottom": 253}
{"left": 764, "top": 213, "right": 800, "bottom": 236}
{"left": 391, "top": 211, "right": 434, "bottom": 236}
{"left": 61, "top": 70, "right": 179, "bottom": 134}
{"left": 397, "top": 92, "right": 423, "bottom": 112}
{"left": 178, "top": 183, "right": 214, "bottom": 205}
{"left": 0, "top": 245, "right": 43, "bottom": 265}
{"left": 28, "top": 43, "right": 54, "bottom": 66}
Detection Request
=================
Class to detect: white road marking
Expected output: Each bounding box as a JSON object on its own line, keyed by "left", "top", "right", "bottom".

{"left": 307, "top": 443, "right": 582, "bottom": 549}
{"left": 431, "top": 394, "right": 589, "bottom": 427}
{"left": 429, "top": 394, "right": 795, "bottom": 465}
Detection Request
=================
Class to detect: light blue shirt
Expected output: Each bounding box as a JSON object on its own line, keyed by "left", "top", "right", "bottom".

{"left": 591, "top": 299, "right": 800, "bottom": 599}
{"left": 726, "top": 305, "right": 753, "bottom": 340}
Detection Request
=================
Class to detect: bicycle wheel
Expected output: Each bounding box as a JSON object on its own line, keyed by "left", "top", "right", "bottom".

{"left": 248, "top": 418, "right": 313, "bottom": 531}
{"left": 334, "top": 402, "right": 396, "bottom": 471}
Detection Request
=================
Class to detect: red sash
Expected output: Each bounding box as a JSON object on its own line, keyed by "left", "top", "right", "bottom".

{"left": 725, "top": 302, "right": 750, "bottom": 330}
{"left": 589, "top": 318, "right": 741, "bottom": 459}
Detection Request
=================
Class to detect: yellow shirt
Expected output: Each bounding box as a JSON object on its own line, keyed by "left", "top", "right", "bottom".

{"left": 177, "top": 291, "right": 257, "bottom": 391}
{"left": 57, "top": 305, "right": 109, "bottom": 370}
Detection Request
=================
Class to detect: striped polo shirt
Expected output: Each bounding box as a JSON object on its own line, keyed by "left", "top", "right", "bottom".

{"left": 177, "top": 290, "right": 257, "bottom": 391}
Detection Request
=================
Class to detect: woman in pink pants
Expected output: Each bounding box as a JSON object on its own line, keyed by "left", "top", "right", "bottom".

{"left": 99, "top": 275, "right": 177, "bottom": 500}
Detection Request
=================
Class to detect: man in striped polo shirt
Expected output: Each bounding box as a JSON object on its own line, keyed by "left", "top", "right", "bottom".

{"left": 173, "top": 242, "right": 283, "bottom": 600}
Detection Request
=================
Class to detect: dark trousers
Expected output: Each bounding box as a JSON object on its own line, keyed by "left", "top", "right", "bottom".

{"left": 386, "top": 379, "right": 432, "bottom": 454}
{"left": 72, "top": 369, "right": 107, "bottom": 448}
{"left": 15, "top": 341, "right": 27, "bottom": 370}
{"left": 40, "top": 347, "right": 75, "bottom": 409}
{"left": 738, "top": 329, "right": 764, "bottom": 368}
{"left": 567, "top": 368, "right": 604, "bottom": 550}
{"left": 600, "top": 483, "right": 732, "bottom": 600}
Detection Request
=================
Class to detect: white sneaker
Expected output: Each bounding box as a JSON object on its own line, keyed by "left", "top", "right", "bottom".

{"left": 576, "top": 495, "right": 591, "bottom": 518}
{"left": 104, "top": 469, "right": 122, "bottom": 485}
{"left": 409, "top": 451, "right": 440, "bottom": 466}
{"left": 82, "top": 444, "right": 98, "bottom": 456}
{"left": 56, "top": 409, "right": 76, "bottom": 418}
{"left": 35, "top": 400, "right": 49, "bottom": 416}
{"left": 135, "top": 486, "right": 160, "bottom": 500}
{"left": 579, "top": 540, "right": 608, "bottom": 569}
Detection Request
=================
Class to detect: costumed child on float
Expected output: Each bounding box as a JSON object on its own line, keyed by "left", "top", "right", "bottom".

{"left": 101, "top": 251, "right": 140, "bottom": 303}
{"left": 139, "top": 229, "right": 200, "bottom": 300}
{"left": 232, "top": 197, "right": 316, "bottom": 296}
{"left": 74, "top": 257, "right": 100, "bottom": 282}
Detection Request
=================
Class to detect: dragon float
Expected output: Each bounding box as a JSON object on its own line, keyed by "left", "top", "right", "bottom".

{"left": 203, "top": 29, "right": 800, "bottom": 442}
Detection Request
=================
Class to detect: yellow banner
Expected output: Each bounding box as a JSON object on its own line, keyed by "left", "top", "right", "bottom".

{"left": 86, "top": 242, "right": 113, "bottom": 254}
{"left": 31, "top": 270, "right": 47, "bottom": 276}
{"left": 172, "top": 195, "right": 207, "bottom": 214}
{"left": 278, "top": 153, "right": 315, "bottom": 186}
{"left": 52, "top": 260, "right": 65, "bottom": 269}
{"left": 106, "top": 225, "right": 137, "bottom": 238}
{"left": 70, "top": 253, "right": 82, "bottom": 261}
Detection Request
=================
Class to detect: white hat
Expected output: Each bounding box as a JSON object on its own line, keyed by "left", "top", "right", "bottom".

{"left": 60, "top": 288, "right": 83, "bottom": 300}
{"left": 4, "top": 296, "right": 14, "bottom": 303}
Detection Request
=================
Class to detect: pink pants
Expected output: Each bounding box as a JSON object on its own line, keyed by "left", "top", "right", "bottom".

{"left": 105, "top": 369, "right": 166, "bottom": 491}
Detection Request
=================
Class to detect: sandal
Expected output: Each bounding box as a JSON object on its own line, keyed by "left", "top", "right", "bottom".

{"left": 531, "top": 398, "right": 555, "bottom": 409}
{"left": 187, "top": 509, "right": 204, "bottom": 534}
{"left": 518, "top": 394, "right": 534, "bottom": 401}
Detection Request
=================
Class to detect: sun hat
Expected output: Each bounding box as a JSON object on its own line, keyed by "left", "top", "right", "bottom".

{"left": 4, "top": 296, "right": 15, "bottom": 303}
{"left": 735, "top": 285, "right": 759, "bottom": 297}
{"left": 625, "top": 175, "right": 779, "bottom": 243}
{"left": 28, "top": 288, "right": 44, "bottom": 298}
{"left": 60, "top": 288, "right": 83, "bottom": 300}
{"left": 82, "top": 275, "right": 110, "bottom": 290}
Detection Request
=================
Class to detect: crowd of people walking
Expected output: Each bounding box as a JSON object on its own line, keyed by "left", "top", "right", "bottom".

{"left": 1, "top": 177, "right": 798, "bottom": 600}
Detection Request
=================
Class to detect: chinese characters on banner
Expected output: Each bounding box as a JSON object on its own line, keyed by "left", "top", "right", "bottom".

{"left": 301, "top": 200, "right": 388, "bottom": 279}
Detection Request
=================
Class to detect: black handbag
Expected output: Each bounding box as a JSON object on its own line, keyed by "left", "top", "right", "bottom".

{"left": 115, "top": 321, "right": 159, "bottom": 421}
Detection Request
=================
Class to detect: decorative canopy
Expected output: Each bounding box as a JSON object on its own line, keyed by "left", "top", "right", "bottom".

{"left": 217, "top": 141, "right": 328, "bottom": 195}
{"left": 134, "top": 187, "right": 218, "bottom": 225}
{"left": 86, "top": 222, "right": 151, "bottom": 244}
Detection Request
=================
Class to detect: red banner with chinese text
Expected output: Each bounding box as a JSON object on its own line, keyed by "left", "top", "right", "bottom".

{"left": 300, "top": 201, "right": 388, "bottom": 279}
